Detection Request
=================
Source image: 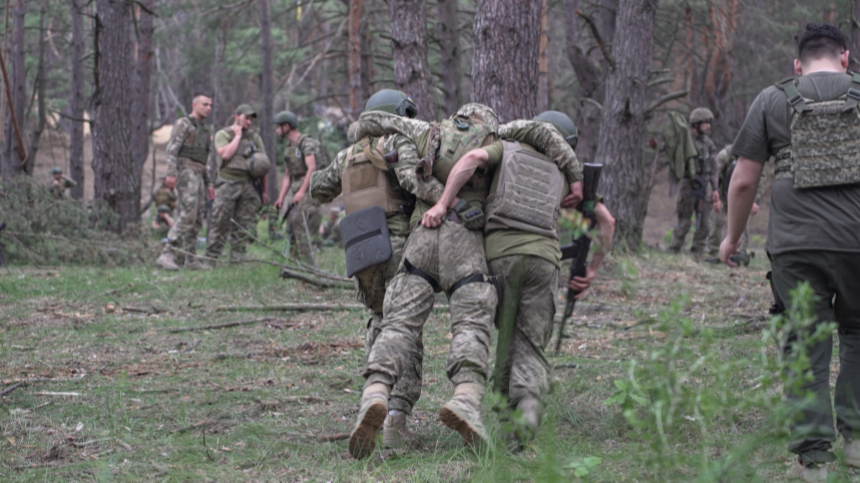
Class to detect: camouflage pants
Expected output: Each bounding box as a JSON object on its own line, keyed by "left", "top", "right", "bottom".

{"left": 668, "top": 179, "right": 712, "bottom": 253}
{"left": 288, "top": 177, "right": 322, "bottom": 265}
{"left": 357, "top": 235, "right": 422, "bottom": 413}
{"left": 205, "top": 179, "right": 262, "bottom": 262}
{"left": 164, "top": 167, "right": 205, "bottom": 264}
{"left": 707, "top": 210, "right": 750, "bottom": 255}
{"left": 489, "top": 255, "right": 558, "bottom": 407}
{"left": 364, "top": 222, "right": 497, "bottom": 389}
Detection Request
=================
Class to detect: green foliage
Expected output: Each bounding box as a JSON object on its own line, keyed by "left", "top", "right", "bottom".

{"left": 564, "top": 456, "right": 602, "bottom": 478}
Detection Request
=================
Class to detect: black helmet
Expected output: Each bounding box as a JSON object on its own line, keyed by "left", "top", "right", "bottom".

{"left": 533, "top": 110, "right": 578, "bottom": 149}
{"left": 273, "top": 111, "right": 298, "bottom": 128}
{"left": 364, "top": 89, "right": 418, "bottom": 118}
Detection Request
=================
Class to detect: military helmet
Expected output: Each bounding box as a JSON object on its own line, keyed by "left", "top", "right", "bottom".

{"left": 455, "top": 103, "right": 500, "bottom": 134}
{"left": 248, "top": 152, "right": 271, "bottom": 179}
{"left": 273, "top": 111, "right": 298, "bottom": 128}
{"left": 364, "top": 89, "right": 418, "bottom": 118}
{"left": 690, "top": 107, "right": 714, "bottom": 125}
{"left": 157, "top": 204, "right": 171, "bottom": 214}
{"left": 533, "top": 110, "right": 578, "bottom": 149}
{"left": 51, "top": 167, "right": 63, "bottom": 175}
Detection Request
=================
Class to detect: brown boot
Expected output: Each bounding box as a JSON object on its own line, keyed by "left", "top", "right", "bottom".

{"left": 439, "top": 383, "right": 488, "bottom": 447}
{"left": 348, "top": 383, "right": 389, "bottom": 459}
{"left": 382, "top": 411, "right": 420, "bottom": 449}
{"left": 155, "top": 251, "right": 179, "bottom": 271}
{"left": 184, "top": 257, "right": 212, "bottom": 271}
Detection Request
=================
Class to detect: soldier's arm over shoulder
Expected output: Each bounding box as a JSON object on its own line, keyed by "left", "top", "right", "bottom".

{"left": 387, "top": 134, "right": 445, "bottom": 203}
{"left": 165, "top": 117, "right": 192, "bottom": 178}
{"left": 311, "top": 147, "right": 347, "bottom": 203}
{"left": 499, "top": 120, "right": 583, "bottom": 183}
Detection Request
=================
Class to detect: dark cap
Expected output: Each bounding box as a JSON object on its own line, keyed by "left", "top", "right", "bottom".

{"left": 51, "top": 167, "right": 63, "bottom": 175}
{"left": 235, "top": 104, "right": 257, "bottom": 118}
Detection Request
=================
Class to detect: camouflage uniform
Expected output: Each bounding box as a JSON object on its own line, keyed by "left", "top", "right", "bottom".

{"left": 50, "top": 178, "right": 76, "bottom": 199}
{"left": 706, "top": 144, "right": 767, "bottom": 255}
{"left": 205, "top": 128, "right": 265, "bottom": 262}
{"left": 161, "top": 116, "right": 212, "bottom": 264}
{"left": 153, "top": 186, "right": 178, "bottom": 230}
{"left": 668, "top": 132, "right": 717, "bottom": 254}
{"left": 285, "top": 135, "right": 328, "bottom": 265}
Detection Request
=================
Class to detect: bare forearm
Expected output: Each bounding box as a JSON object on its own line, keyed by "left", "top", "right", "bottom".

{"left": 438, "top": 151, "right": 487, "bottom": 208}
{"left": 588, "top": 203, "right": 615, "bottom": 272}
{"left": 298, "top": 156, "right": 316, "bottom": 194}
{"left": 218, "top": 135, "right": 241, "bottom": 161}
{"left": 278, "top": 173, "right": 291, "bottom": 200}
{"left": 726, "top": 158, "right": 763, "bottom": 243}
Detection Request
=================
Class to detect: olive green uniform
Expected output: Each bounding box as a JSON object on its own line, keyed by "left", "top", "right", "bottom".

{"left": 668, "top": 132, "right": 718, "bottom": 253}
{"left": 285, "top": 135, "right": 328, "bottom": 265}
{"left": 205, "top": 129, "right": 265, "bottom": 262}
{"left": 732, "top": 71, "right": 860, "bottom": 466}
{"left": 50, "top": 178, "right": 76, "bottom": 199}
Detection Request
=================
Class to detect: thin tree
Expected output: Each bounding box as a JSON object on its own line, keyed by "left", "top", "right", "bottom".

{"left": 130, "top": 0, "right": 154, "bottom": 178}
{"left": 25, "top": 0, "right": 48, "bottom": 176}
{"left": 2, "top": 0, "right": 26, "bottom": 180}
{"left": 260, "top": 0, "right": 278, "bottom": 203}
{"left": 69, "top": 0, "right": 86, "bottom": 199}
{"left": 471, "top": 0, "right": 542, "bottom": 122}
{"left": 389, "top": 0, "right": 434, "bottom": 120}
{"left": 348, "top": 0, "right": 362, "bottom": 115}
{"left": 437, "top": 0, "right": 461, "bottom": 115}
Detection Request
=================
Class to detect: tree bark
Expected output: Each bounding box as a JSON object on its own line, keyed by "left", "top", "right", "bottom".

{"left": 471, "top": 0, "right": 542, "bottom": 123}
{"left": 130, "top": 0, "right": 154, "bottom": 177}
{"left": 2, "top": 0, "right": 26, "bottom": 180}
{"left": 348, "top": 0, "right": 362, "bottom": 116}
{"left": 595, "top": 0, "right": 659, "bottom": 253}
{"left": 69, "top": 0, "right": 86, "bottom": 199}
{"left": 25, "top": 0, "right": 48, "bottom": 176}
{"left": 853, "top": 0, "right": 860, "bottom": 71}
{"left": 536, "top": 0, "right": 549, "bottom": 113}
{"left": 92, "top": 0, "right": 139, "bottom": 232}
{"left": 389, "top": 0, "right": 434, "bottom": 121}
{"left": 259, "top": 0, "right": 278, "bottom": 204}
{"left": 437, "top": 0, "right": 461, "bottom": 115}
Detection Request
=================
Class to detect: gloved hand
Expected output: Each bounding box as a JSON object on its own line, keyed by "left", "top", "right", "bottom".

{"left": 453, "top": 199, "right": 484, "bottom": 231}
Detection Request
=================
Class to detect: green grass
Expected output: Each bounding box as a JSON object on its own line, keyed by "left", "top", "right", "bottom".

{"left": 0, "top": 245, "right": 852, "bottom": 481}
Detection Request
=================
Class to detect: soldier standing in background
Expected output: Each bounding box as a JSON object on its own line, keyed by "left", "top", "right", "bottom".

{"left": 49, "top": 167, "right": 77, "bottom": 199}
{"left": 667, "top": 108, "right": 721, "bottom": 259}
{"left": 273, "top": 111, "right": 328, "bottom": 266}
{"left": 155, "top": 93, "right": 215, "bottom": 271}
{"left": 205, "top": 104, "right": 269, "bottom": 265}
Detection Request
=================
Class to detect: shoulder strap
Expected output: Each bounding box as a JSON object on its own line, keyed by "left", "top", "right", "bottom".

{"left": 776, "top": 77, "right": 810, "bottom": 114}
{"left": 361, "top": 137, "right": 388, "bottom": 171}
{"left": 843, "top": 73, "right": 860, "bottom": 112}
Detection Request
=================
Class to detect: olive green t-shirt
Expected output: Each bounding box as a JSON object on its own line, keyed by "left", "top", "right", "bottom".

{"left": 214, "top": 129, "right": 265, "bottom": 182}
{"left": 482, "top": 140, "right": 566, "bottom": 268}
{"left": 732, "top": 71, "right": 860, "bottom": 254}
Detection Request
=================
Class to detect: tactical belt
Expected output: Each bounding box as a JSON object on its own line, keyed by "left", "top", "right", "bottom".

{"left": 178, "top": 159, "right": 206, "bottom": 173}
{"left": 403, "top": 258, "right": 440, "bottom": 293}
{"left": 178, "top": 145, "right": 209, "bottom": 164}
{"left": 448, "top": 274, "right": 486, "bottom": 296}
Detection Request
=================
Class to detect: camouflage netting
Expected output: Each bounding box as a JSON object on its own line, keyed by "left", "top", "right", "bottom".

{"left": 0, "top": 177, "right": 155, "bottom": 266}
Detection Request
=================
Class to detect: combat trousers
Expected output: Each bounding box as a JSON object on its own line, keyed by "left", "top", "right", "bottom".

{"left": 358, "top": 235, "right": 422, "bottom": 413}
{"left": 288, "top": 176, "right": 322, "bottom": 266}
{"left": 771, "top": 251, "right": 860, "bottom": 465}
{"left": 205, "top": 179, "right": 261, "bottom": 262}
{"left": 364, "top": 221, "right": 497, "bottom": 390}
{"left": 489, "top": 255, "right": 558, "bottom": 407}
{"left": 164, "top": 167, "right": 205, "bottom": 264}
{"left": 668, "top": 178, "right": 712, "bottom": 253}
{"left": 706, "top": 210, "right": 750, "bottom": 255}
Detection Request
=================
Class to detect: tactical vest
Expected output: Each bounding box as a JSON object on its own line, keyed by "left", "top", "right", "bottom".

{"left": 689, "top": 136, "right": 713, "bottom": 179}
{"left": 342, "top": 137, "right": 411, "bottom": 216}
{"left": 219, "top": 130, "right": 261, "bottom": 182}
{"left": 485, "top": 141, "right": 565, "bottom": 239}
{"left": 775, "top": 74, "right": 860, "bottom": 189}
{"left": 432, "top": 115, "right": 495, "bottom": 183}
{"left": 177, "top": 117, "right": 210, "bottom": 165}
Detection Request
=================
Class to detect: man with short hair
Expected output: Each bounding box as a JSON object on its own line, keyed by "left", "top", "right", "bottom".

{"left": 155, "top": 93, "right": 215, "bottom": 271}
{"left": 722, "top": 23, "right": 860, "bottom": 481}
{"left": 49, "top": 167, "right": 76, "bottom": 199}
{"left": 273, "top": 111, "right": 328, "bottom": 266}
{"left": 205, "top": 104, "right": 269, "bottom": 264}
{"left": 668, "top": 108, "right": 721, "bottom": 258}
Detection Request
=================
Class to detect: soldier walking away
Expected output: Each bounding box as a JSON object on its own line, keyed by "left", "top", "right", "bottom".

{"left": 155, "top": 93, "right": 216, "bottom": 271}
{"left": 721, "top": 23, "right": 860, "bottom": 482}
{"left": 273, "top": 111, "right": 328, "bottom": 266}
{"left": 205, "top": 104, "right": 270, "bottom": 265}
{"left": 667, "top": 108, "right": 721, "bottom": 259}
{"left": 310, "top": 89, "right": 427, "bottom": 450}
{"left": 49, "top": 167, "right": 77, "bottom": 199}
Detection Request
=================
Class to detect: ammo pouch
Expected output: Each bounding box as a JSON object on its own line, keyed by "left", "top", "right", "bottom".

{"left": 342, "top": 137, "right": 412, "bottom": 216}
{"left": 484, "top": 141, "right": 564, "bottom": 239}
{"left": 778, "top": 75, "right": 860, "bottom": 189}
{"left": 340, "top": 205, "right": 392, "bottom": 278}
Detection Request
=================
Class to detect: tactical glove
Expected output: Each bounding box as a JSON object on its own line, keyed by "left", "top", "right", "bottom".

{"left": 453, "top": 199, "right": 484, "bottom": 231}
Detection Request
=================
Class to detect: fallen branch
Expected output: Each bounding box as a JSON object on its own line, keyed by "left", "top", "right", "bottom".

{"left": 0, "top": 381, "right": 24, "bottom": 398}
{"left": 33, "top": 391, "right": 80, "bottom": 397}
{"left": 279, "top": 266, "right": 353, "bottom": 289}
{"left": 168, "top": 317, "right": 294, "bottom": 333}
{"left": 171, "top": 419, "right": 210, "bottom": 434}
{"left": 215, "top": 303, "right": 451, "bottom": 313}
{"left": 318, "top": 432, "right": 350, "bottom": 442}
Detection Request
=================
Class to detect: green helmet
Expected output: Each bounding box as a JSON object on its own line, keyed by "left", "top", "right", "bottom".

{"left": 273, "top": 111, "right": 298, "bottom": 128}
{"left": 364, "top": 89, "right": 418, "bottom": 118}
{"left": 157, "top": 204, "right": 171, "bottom": 214}
{"left": 533, "top": 110, "right": 578, "bottom": 149}
{"left": 690, "top": 107, "right": 714, "bottom": 125}
{"left": 51, "top": 167, "right": 63, "bottom": 175}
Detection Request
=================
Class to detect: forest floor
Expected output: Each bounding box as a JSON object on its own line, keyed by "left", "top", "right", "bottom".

{"left": 2, "top": 228, "right": 855, "bottom": 482}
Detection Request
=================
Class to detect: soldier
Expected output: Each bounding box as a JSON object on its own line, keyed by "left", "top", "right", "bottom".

{"left": 319, "top": 207, "right": 342, "bottom": 247}
{"left": 348, "top": 103, "right": 583, "bottom": 459}
{"left": 205, "top": 104, "right": 270, "bottom": 264}
{"left": 721, "top": 23, "right": 860, "bottom": 481}
{"left": 151, "top": 177, "right": 178, "bottom": 232}
{"left": 667, "top": 108, "right": 721, "bottom": 258}
{"left": 310, "top": 89, "right": 430, "bottom": 449}
{"left": 421, "top": 111, "right": 596, "bottom": 445}
{"left": 705, "top": 144, "right": 765, "bottom": 263}
{"left": 155, "top": 93, "right": 215, "bottom": 271}
{"left": 49, "top": 167, "right": 77, "bottom": 199}
{"left": 273, "top": 111, "right": 328, "bottom": 266}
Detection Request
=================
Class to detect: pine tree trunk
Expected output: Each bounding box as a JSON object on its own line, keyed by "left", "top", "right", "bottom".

{"left": 853, "top": 0, "right": 860, "bottom": 71}
{"left": 471, "top": 0, "right": 542, "bottom": 123}
{"left": 348, "top": 0, "right": 362, "bottom": 115}
{"left": 2, "top": 0, "right": 26, "bottom": 181}
{"left": 92, "top": 0, "right": 139, "bottom": 232}
{"left": 259, "top": 0, "right": 277, "bottom": 204}
{"left": 389, "top": 0, "right": 434, "bottom": 121}
{"left": 595, "top": 0, "right": 659, "bottom": 253}
{"left": 130, "top": 0, "right": 154, "bottom": 176}
{"left": 536, "top": 0, "right": 549, "bottom": 113}
{"left": 69, "top": 0, "right": 85, "bottom": 199}
{"left": 437, "top": 0, "right": 461, "bottom": 115}
{"left": 25, "top": 0, "right": 47, "bottom": 176}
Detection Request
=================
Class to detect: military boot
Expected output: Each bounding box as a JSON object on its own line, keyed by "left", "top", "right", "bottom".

{"left": 786, "top": 457, "right": 827, "bottom": 482}
{"left": 155, "top": 251, "right": 179, "bottom": 271}
{"left": 382, "top": 411, "right": 420, "bottom": 449}
{"left": 439, "top": 383, "right": 488, "bottom": 447}
{"left": 184, "top": 257, "right": 212, "bottom": 271}
{"left": 348, "top": 383, "right": 389, "bottom": 459}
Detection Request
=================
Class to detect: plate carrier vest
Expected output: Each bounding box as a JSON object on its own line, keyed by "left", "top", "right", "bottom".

{"left": 342, "top": 137, "right": 411, "bottom": 216}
